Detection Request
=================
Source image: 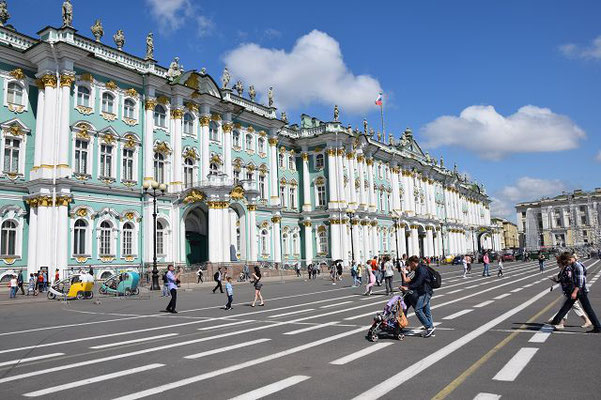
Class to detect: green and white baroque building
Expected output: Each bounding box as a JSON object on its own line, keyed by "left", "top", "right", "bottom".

{"left": 0, "top": 17, "right": 497, "bottom": 278}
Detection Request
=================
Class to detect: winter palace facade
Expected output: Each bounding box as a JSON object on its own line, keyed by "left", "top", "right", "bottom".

{"left": 0, "top": 7, "right": 497, "bottom": 277}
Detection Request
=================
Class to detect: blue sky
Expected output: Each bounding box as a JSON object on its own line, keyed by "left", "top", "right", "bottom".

{"left": 6, "top": 0, "right": 601, "bottom": 221}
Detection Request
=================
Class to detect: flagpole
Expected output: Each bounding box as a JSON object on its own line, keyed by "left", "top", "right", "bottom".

{"left": 380, "top": 101, "right": 385, "bottom": 142}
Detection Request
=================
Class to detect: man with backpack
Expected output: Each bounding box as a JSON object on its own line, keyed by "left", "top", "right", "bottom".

{"left": 212, "top": 267, "right": 224, "bottom": 294}
{"left": 401, "top": 256, "right": 437, "bottom": 338}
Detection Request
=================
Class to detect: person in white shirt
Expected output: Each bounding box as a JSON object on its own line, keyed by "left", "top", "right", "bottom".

{"left": 384, "top": 256, "right": 395, "bottom": 295}
{"left": 462, "top": 256, "right": 469, "bottom": 278}
{"left": 9, "top": 276, "right": 18, "bottom": 298}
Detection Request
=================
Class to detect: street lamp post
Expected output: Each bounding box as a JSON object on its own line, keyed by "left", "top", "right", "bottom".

{"left": 143, "top": 179, "right": 167, "bottom": 290}
{"left": 346, "top": 210, "right": 355, "bottom": 265}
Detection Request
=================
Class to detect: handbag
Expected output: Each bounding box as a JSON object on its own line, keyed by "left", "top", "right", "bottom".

{"left": 396, "top": 308, "right": 409, "bottom": 329}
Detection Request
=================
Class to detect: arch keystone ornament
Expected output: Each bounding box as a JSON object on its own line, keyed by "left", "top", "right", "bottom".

{"left": 183, "top": 190, "right": 205, "bottom": 204}
{"left": 230, "top": 186, "right": 245, "bottom": 200}
{"left": 125, "top": 88, "right": 138, "bottom": 97}
{"left": 9, "top": 68, "right": 25, "bottom": 80}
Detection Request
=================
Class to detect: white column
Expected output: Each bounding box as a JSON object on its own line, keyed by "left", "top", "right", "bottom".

{"left": 371, "top": 223, "right": 379, "bottom": 257}
{"left": 406, "top": 174, "right": 415, "bottom": 215}
{"left": 248, "top": 205, "right": 257, "bottom": 262}
{"left": 171, "top": 108, "right": 183, "bottom": 192}
{"left": 346, "top": 153, "right": 356, "bottom": 208}
{"left": 391, "top": 166, "right": 401, "bottom": 214}
{"left": 426, "top": 227, "right": 434, "bottom": 257}
{"left": 330, "top": 220, "right": 341, "bottom": 261}
{"left": 337, "top": 149, "right": 346, "bottom": 208}
{"left": 303, "top": 221, "right": 313, "bottom": 266}
{"left": 367, "top": 160, "right": 376, "bottom": 212}
{"left": 268, "top": 137, "right": 279, "bottom": 206}
{"left": 144, "top": 98, "right": 156, "bottom": 181}
{"left": 358, "top": 155, "right": 366, "bottom": 210}
{"left": 398, "top": 224, "right": 407, "bottom": 257}
{"left": 56, "top": 198, "right": 69, "bottom": 270}
{"left": 327, "top": 148, "right": 338, "bottom": 207}
{"left": 200, "top": 114, "right": 210, "bottom": 180}
{"left": 32, "top": 83, "right": 45, "bottom": 175}
{"left": 57, "top": 74, "right": 73, "bottom": 177}
{"left": 350, "top": 219, "right": 359, "bottom": 263}
{"left": 35, "top": 198, "right": 51, "bottom": 269}
{"left": 222, "top": 205, "right": 231, "bottom": 262}
{"left": 408, "top": 225, "right": 419, "bottom": 257}
{"left": 208, "top": 202, "right": 222, "bottom": 262}
{"left": 272, "top": 215, "right": 282, "bottom": 263}
{"left": 301, "top": 153, "right": 311, "bottom": 212}
{"left": 40, "top": 75, "right": 57, "bottom": 179}
{"left": 222, "top": 120, "right": 232, "bottom": 178}
{"left": 26, "top": 205, "right": 38, "bottom": 275}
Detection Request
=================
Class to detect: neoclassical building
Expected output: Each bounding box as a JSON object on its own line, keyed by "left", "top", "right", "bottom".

{"left": 0, "top": 5, "right": 496, "bottom": 277}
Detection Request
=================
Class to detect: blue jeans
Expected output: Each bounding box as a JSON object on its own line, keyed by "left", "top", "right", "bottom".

{"left": 9, "top": 287, "right": 17, "bottom": 298}
{"left": 415, "top": 293, "right": 433, "bottom": 329}
{"left": 483, "top": 263, "right": 490, "bottom": 276}
{"left": 162, "top": 285, "right": 170, "bottom": 297}
{"left": 539, "top": 261, "right": 544, "bottom": 272}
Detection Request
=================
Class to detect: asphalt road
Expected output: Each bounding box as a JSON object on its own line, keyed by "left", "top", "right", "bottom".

{"left": 0, "top": 259, "right": 600, "bottom": 400}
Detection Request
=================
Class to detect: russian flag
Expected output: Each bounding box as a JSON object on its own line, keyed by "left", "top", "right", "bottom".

{"left": 375, "top": 92, "right": 383, "bottom": 106}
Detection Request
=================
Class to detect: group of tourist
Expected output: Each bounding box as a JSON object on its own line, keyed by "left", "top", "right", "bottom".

{"left": 7, "top": 269, "right": 56, "bottom": 298}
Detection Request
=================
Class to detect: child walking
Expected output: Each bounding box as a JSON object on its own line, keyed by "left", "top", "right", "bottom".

{"left": 497, "top": 258, "right": 504, "bottom": 277}
{"left": 224, "top": 277, "right": 234, "bottom": 310}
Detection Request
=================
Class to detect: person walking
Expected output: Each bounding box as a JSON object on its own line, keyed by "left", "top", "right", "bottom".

{"left": 336, "top": 261, "right": 343, "bottom": 281}
{"left": 482, "top": 252, "right": 491, "bottom": 277}
{"left": 466, "top": 254, "right": 472, "bottom": 274}
{"left": 462, "top": 255, "right": 469, "bottom": 278}
{"left": 550, "top": 253, "right": 601, "bottom": 333}
{"left": 384, "top": 256, "right": 395, "bottom": 295}
{"left": 161, "top": 271, "right": 170, "bottom": 297}
{"left": 162, "top": 265, "right": 182, "bottom": 313}
{"left": 356, "top": 263, "right": 363, "bottom": 286}
{"left": 401, "top": 255, "right": 435, "bottom": 337}
{"left": 295, "top": 263, "right": 301, "bottom": 278}
{"left": 27, "top": 273, "right": 36, "bottom": 296}
{"left": 538, "top": 252, "right": 545, "bottom": 273}
{"left": 212, "top": 267, "right": 224, "bottom": 293}
{"left": 54, "top": 268, "right": 60, "bottom": 283}
{"left": 250, "top": 266, "right": 264, "bottom": 307}
{"left": 497, "top": 258, "right": 504, "bottom": 277}
{"left": 196, "top": 267, "right": 204, "bottom": 284}
{"left": 224, "top": 276, "right": 234, "bottom": 310}
{"left": 364, "top": 263, "right": 376, "bottom": 296}
{"left": 9, "top": 275, "right": 17, "bottom": 298}
{"left": 548, "top": 255, "right": 592, "bottom": 329}
{"left": 243, "top": 264, "right": 251, "bottom": 281}
{"left": 16, "top": 271, "right": 24, "bottom": 295}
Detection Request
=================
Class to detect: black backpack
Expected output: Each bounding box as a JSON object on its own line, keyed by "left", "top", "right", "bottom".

{"left": 214, "top": 271, "right": 220, "bottom": 282}
{"left": 426, "top": 266, "right": 442, "bottom": 289}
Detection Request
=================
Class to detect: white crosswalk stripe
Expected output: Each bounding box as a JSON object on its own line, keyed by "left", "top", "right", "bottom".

{"left": 228, "top": 375, "right": 311, "bottom": 400}
{"left": 185, "top": 338, "right": 271, "bottom": 359}
{"left": 493, "top": 347, "right": 539, "bottom": 382}
{"left": 89, "top": 333, "right": 178, "bottom": 349}
{"left": 0, "top": 353, "right": 64, "bottom": 368}
{"left": 330, "top": 343, "right": 393, "bottom": 365}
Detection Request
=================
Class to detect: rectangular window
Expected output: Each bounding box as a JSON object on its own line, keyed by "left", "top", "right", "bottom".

{"left": 123, "top": 230, "right": 133, "bottom": 256}
{"left": 289, "top": 187, "right": 296, "bottom": 209}
{"left": 280, "top": 185, "right": 286, "bottom": 207}
{"left": 122, "top": 149, "right": 134, "bottom": 181}
{"left": 184, "top": 164, "right": 194, "bottom": 187}
{"left": 233, "top": 170, "right": 240, "bottom": 186}
{"left": 3, "top": 138, "right": 20, "bottom": 173}
{"left": 315, "top": 154, "right": 324, "bottom": 169}
{"left": 288, "top": 157, "right": 294, "bottom": 170}
{"left": 259, "top": 175, "right": 266, "bottom": 199}
{"left": 74, "top": 140, "right": 88, "bottom": 174}
{"left": 317, "top": 185, "right": 326, "bottom": 207}
{"left": 100, "top": 144, "right": 113, "bottom": 178}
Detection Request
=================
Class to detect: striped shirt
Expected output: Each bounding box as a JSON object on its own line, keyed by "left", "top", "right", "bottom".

{"left": 572, "top": 261, "right": 587, "bottom": 293}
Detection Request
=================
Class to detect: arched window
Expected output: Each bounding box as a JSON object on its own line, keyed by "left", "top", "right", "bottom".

{"left": 183, "top": 113, "right": 194, "bottom": 135}
{"left": 0, "top": 220, "right": 17, "bottom": 256}
{"left": 315, "top": 154, "right": 324, "bottom": 169}
{"left": 99, "top": 221, "right": 112, "bottom": 255}
{"left": 292, "top": 233, "right": 299, "bottom": 255}
{"left": 288, "top": 156, "right": 295, "bottom": 170}
{"left": 258, "top": 137, "right": 265, "bottom": 153}
{"left": 101, "top": 92, "right": 115, "bottom": 114}
{"left": 73, "top": 219, "right": 87, "bottom": 255}
{"left": 184, "top": 158, "right": 194, "bottom": 187}
{"left": 209, "top": 162, "right": 219, "bottom": 175}
{"left": 7, "top": 82, "right": 23, "bottom": 106}
{"left": 209, "top": 121, "right": 219, "bottom": 142}
{"left": 154, "top": 152, "right": 165, "bottom": 183}
{"left": 260, "top": 229, "right": 269, "bottom": 254}
{"left": 318, "top": 230, "right": 328, "bottom": 254}
{"left": 282, "top": 233, "right": 289, "bottom": 256}
{"left": 154, "top": 105, "right": 166, "bottom": 128}
{"left": 233, "top": 130, "right": 240, "bottom": 148}
{"left": 278, "top": 153, "right": 285, "bottom": 168}
{"left": 258, "top": 175, "right": 266, "bottom": 199}
{"left": 124, "top": 99, "right": 136, "bottom": 119}
{"left": 156, "top": 221, "right": 165, "bottom": 255}
{"left": 245, "top": 134, "right": 253, "bottom": 151}
{"left": 122, "top": 222, "right": 134, "bottom": 256}
{"left": 316, "top": 184, "right": 326, "bottom": 207}
{"left": 76, "top": 86, "right": 90, "bottom": 107}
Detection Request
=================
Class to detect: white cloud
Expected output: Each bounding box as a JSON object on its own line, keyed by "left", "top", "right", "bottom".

{"left": 560, "top": 35, "right": 601, "bottom": 60}
{"left": 223, "top": 30, "right": 382, "bottom": 114}
{"left": 596, "top": 150, "right": 601, "bottom": 162}
{"left": 420, "top": 105, "right": 586, "bottom": 160}
{"left": 146, "top": 0, "right": 213, "bottom": 36}
{"left": 490, "top": 177, "right": 569, "bottom": 221}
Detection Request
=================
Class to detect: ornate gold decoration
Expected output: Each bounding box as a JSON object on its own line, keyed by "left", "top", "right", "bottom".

{"left": 55, "top": 196, "right": 71, "bottom": 207}
{"left": 184, "top": 74, "right": 200, "bottom": 90}
{"left": 101, "top": 112, "right": 117, "bottom": 121}
{"left": 124, "top": 118, "right": 137, "bottom": 126}
{"left": 39, "top": 74, "right": 57, "bottom": 87}
{"left": 184, "top": 101, "right": 198, "bottom": 112}
{"left": 199, "top": 116, "right": 210, "bottom": 127}
{"left": 346, "top": 152, "right": 355, "bottom": 160}
{"left": 154, "top": 141, "right": 171, "bottom": 155}
{"left": 124, "top": 256, "right": 135, "bottom": 262}
{"left": 280, "top": 177, "right": 287, "bottom": 184}
{"left": 207, "top": 200, "right": 229, "bottom": 209}
{"left": 102, "top": 134, "right": 115, "bottom": 144}
{"left": 211, "top": 113, "right": 221, "bottom": 121}
{"left": 360, "top": 220, "right": 369, "bottom": 226}
{"left": 182, "top": 147, "right": 198, "bottom": 160}
{"left": 326, "top": 148, "right": 336, "bottom": 156}
{"left": 302, "top": 221, "right": 312, "bottom": 227}
{"left": 75, "top": 105, "right": 93, "bottom": 115}
{"left": 337, "top": 148, "right": 345, "bottom": 156}
{"left": 268, "top": 138, "right": 278, "bottom": 146}
{"left": 391, "top": 166, "right": 401, "bottom": 174}
{"left": 247, "top": 205, "right": 257, "bottom": 212}
{"left": 171, "top": 108, "right": 184, "bottom": 119}
{"left": 233, "top": 122, "right": 242, "bottom": 129}
{"left": 80, "top": 73, "right": 94, "bottom": 82}
{"left": 74, "top": 173, "right": 90, "bottom": 181}
{"left": 124, "top": 212, "right": 135, "bottom": 220}
{"left": 246, "top": 164, "right": 255, "bottom": 171}
{"left": 210, "top": 154, "right": 222, "bottom": 165}
{"left": 75, "top": 256, "right": 88, "bottom": 263}
{"left": 329, "top": 218, "right": 342, "bottom": 225}
{"left": 157, "top": 95, "right": 169, "bottom": 105}
{"left": 366, "top": 158, "right": 374, "bottom": 166}
{"left": 145, "top": 99, "right": 157, "bottom": 110}
{"left": 60, "top": 74, "right": 75, "bottom": 88}
{"left": 230, "top": 186, "right": 245, "bottom": 200}
{"left": 222, "top": 123, "right": 233, "bottom": 133}
{"left": 105, "top": 80, "right": 118, "bottom": 90}
{"left": 258, "top": 130, "right": 267, "bottom": 137}
{"left": 315, "top": 176, "right": 325, "bottom": 185}
{"left": 191, "top": 91, "right": 201, "bottom": 99}
{"left": 5, "top": 125, "right": 24, "bottom": 137}
{"left": 125, "top": 88, "right": 138, "bottom": 97}
{"left": 8, "top": 104, "right": 25, "bottom": 113}
{"left": 357, "top": 155, "right": 365, "bottom": 163}
{"left": 183, "top": 190, "right": 206, "bottom": 204}
{"left": 246, "top": 126, "right": 255, "bottom": 133}
{"left": 301, "top": 153, "right": 309, "bottom": 161}
{"left": 76, "top": 128, "right": 90, "bottom": 140}
{"left": 76, "top": 208, "right": 88, "bottom": 217}
{"left": 100, "top": 256, "right": 115, "bottom": 263}
{"left": 9, "top": 68, "right": 25, "bottom": 80}
{"left": 271, "top": 215, "right": 282, "bottom": 223}
{"left": 2, "top": 258, "right": 16, "bottom": 265}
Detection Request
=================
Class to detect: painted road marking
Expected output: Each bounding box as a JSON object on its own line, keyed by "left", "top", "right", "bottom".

{"left": 268, "top": 309, "right": 315, "bottom": 318}
{"left": 474, "top": 393, "right": 501, "bottom": 400}
{"left": 529, "top": 325, "right": 554, "bottom": 344}
{"left": 89, "top": 333, "right": 178, "bottom": 349}
{"left": 474, "top": 300, "right": 494, "bottom": 308}
{"left": 320, "top": 300, "right": 353, "bottom": 308}
{"left": 443, "top": 309, "right": 474, "bottom": 320}
{"left": 283, "top": 321, "right": 340, "bottom": 335}
{"left": 185, "top": 338, "right": 271, "bottom": 359}
{"left": 493, "top": 347, "right": 539, "bottom": 382}
{"left": 510, "top": 288, "right": 524, "bottom": 293}
{"left": 448, "top": 289, "right": 464, "bottom": 294}
{"left": 197, "top": 320, "right": 256, "bottom": 331}
{"left": 228, "top": 375, "right": 311, "bottom": 400}
{"left": 0, "top": 353, "right": 64, "bottom": 368}
{"left": 330, "top": 343, "right": 393, "bottom": 365}
{"left": 112, "top": 326, "right": 368, "bottom": 400}
{"left": 22, "top": 363, "right": 164, "bottom": 397}
{"left": 494, "top": 294, "right": 511, "bottom": 300}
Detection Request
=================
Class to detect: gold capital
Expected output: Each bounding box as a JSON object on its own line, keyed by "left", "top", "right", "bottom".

{"left": 268, "top": 138, "right": 278, "bottom": 146}
{"left": 199, "top": 116, "right": 210, "bottom": 127}
{"left": 171, "top": 108, "right": 184, "bottom": 119}
{"left": 145, "top": 99, "right": 157, "bottom": 110}
{"left": 39, "top": 74, "right": 57, "bottom": 88}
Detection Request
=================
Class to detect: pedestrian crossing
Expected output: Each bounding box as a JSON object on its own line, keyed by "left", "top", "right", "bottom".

{"left": 0, "top": 259, "right": 598, "bottom": 399}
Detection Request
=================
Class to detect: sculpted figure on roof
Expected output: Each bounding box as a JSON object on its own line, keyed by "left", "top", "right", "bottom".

{"left": 221, "top": 67, "right": 230, "bottom": 89}
{"left": 62, "top": 0, "right": 73, "bottom": 27}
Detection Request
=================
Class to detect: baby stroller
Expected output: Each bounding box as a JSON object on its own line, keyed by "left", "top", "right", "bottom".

{"left": 366, "top": 292, "right": 410, "bottom": 342}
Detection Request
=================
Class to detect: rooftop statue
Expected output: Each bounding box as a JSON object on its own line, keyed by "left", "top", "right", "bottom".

{"left": 248, "top": 85, "right": 256, "bottom": 101}
{"left": 167, "top": 57, "right": 182, "bottom": 80}
{"left": 333, "top": 105, "right": 339, "bottom": 121}
{"left": 268, "top": 86, "right": 274, "bottom": 107}
{"left": 425, "top": 152, "right": 431, "bottom": 163}
{"left": 200, "top": 67, "right": 206, "bottom": 74}
{"left": 369, "top": 127, "right": 375, "bottom": 138}
{"left": 363, "top": 118, "right": 368, "bottom": 134}
{"left": 281, "top": 111, "right": 288, "bottom": 124}
{"left": 90, "top": 19, "right": 103, "bottom": 42}
{"left": 145, "top": 32, "right": 154, "bottom": 60}
{"left": 113, "top": 29, "right": 125, "bottom": 50}
{"left": 0, "top": 1, "right": 10, "bottom": 27}
{"left": 440, "top": 156, "right": 444, "bottom": 167}
{"left": 234, "top": 80, "right": 243, "bottom": 96}
{"left": 62, "top": 0, "right": 73, "bottom": 27}
{"left": 221, "top": 67, "right": 230, "bottom": 89}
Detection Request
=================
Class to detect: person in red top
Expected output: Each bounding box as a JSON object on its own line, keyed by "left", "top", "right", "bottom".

{"left": 54, "top": 269, "right": 60, "bottom": 283}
